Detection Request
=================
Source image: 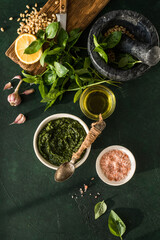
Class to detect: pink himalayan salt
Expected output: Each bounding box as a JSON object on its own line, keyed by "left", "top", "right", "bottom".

{"left": 100, "top": 149, "right": 131, "bottom": 181}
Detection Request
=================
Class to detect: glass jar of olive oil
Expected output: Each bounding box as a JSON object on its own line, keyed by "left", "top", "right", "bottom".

{"left": 79, "top": 85, "right": 116, "bottom": 120}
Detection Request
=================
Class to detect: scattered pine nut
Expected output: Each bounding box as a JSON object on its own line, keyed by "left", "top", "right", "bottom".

{"left": 55, "top": 1, "right": 59, "bottom": 4}
{"left": 35, "top": 3, "right": 37, "bottom": 7}
{"left": 1, "top": 27, "right": 4, "bottom": 32}
{"left": 26, "top": 5, "right": 30, "bottom": 9}
{"left": 17, "top": 18, "right": 20, "bottom": 22}
{"left": 9, "top": 17, "right": 13, "bottom": 21}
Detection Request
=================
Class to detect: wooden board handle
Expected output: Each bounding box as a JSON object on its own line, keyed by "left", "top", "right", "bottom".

{"left": 60, "top": 0, "right": 67, "bottom": 13}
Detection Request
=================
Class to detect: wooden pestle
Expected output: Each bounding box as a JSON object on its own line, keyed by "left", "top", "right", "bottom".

{"left": 71, "top": 114, "right": 106, "bottom": 163}
{"left": 118, "top": 35, "right": 160, "bottom": 66}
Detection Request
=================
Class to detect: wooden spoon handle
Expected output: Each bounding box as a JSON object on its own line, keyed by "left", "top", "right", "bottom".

{"left": 71, "top": 114, "right": 106, "bottom": 163}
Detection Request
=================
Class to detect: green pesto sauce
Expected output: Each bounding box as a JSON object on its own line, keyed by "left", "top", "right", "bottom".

{"left": 38, "top": 118, "right": 86, "bottom": 166}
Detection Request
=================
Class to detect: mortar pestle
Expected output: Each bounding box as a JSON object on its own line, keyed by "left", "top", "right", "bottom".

{"left": 88, "top": 10, "right": 160, "bottom": 81}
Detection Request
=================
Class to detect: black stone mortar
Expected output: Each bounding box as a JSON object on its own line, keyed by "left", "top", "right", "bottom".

{"left": 88, "top": 10, "right": 159, "bottom": 81}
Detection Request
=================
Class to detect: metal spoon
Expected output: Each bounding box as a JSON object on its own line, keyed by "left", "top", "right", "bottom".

{"left": 54, "top": 114, "right": 106, "bottom": 182}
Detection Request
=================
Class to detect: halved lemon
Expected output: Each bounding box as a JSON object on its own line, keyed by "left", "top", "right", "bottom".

{"left": 15, "top": 33, "right": 42, "bottom": 64}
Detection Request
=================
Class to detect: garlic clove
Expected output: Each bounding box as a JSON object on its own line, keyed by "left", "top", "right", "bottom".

{"left": 11, "top": 75, "right": 22, "bottom": 80}
{"left": 3, "top": 82, "right": 13, "bottom": 90}
{"left": 21, "top": 88, "right": 35, "bottom": 95}
{"left": 10, "top": 113, "right": 26, "bottom": 125}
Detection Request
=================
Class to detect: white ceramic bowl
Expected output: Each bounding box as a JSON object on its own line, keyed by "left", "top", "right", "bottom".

{"left": 33, "top": 113, "right": 91, "bottom": 170}
{"left": 96, "top": 145, "right": 136, "bottom": 186}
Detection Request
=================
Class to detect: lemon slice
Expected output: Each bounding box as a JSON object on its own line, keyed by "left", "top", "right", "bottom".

{"left": 15, "top": 34, "right": 42, "bottom": 64}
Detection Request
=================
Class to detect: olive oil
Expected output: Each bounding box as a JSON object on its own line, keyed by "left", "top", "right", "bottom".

{"left": 80, "top": 85, "right": 116, "bottom": 120}
{"left": 85, "top": 90, "right": 109, "bottom": 115}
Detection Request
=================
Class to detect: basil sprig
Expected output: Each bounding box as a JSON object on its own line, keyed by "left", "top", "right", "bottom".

{"left": 118, "top": 53, "right": 142, "bottom": 69}
{"left": 22, "top": 23, "right": 114, "bottom": 111}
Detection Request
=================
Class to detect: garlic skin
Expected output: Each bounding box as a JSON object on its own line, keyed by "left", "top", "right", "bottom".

{"left": 11, "top": 75, "right": 22, "bottom": 80}
{"left": 7, "top": 92, "right": 21, "bottom": 106}
{"left": 21, "top": 88, "right": 35, "bottom": 95}
{"left": 10, "top": 113, "right": 26, "bottom": 125}
{"left": 3, "top": 82, "right": 13, "bottom": 90}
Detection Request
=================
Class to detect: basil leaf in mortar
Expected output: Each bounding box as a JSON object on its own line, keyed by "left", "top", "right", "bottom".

{"left": 118, "top": 53, "right": 141, "bottom": 69}
{"left": 108, "top": 210, "right": 126, "bottom": 240}
{"left": 105, "top": 31, "right": 122, "bottom": 48}
{"left": 94, "top": 46, "right": 108, "bottom": 63}
{"left": 94, "top": 200, "right": 107, "bottom": 220}
{"left": 93, "top": 35, "right": 108, "bottom": 63}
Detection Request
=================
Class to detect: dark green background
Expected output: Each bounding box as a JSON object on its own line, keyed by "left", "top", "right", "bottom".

{"left": 0, "top": 0, "right": 160, "bottom": 239}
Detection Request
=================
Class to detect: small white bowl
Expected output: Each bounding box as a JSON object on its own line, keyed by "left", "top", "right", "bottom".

{"left": 96, "top": 145, "right": 136, "bottom": 186}
{"left": 33, "top": 113, "right": 91, "bottom": 170}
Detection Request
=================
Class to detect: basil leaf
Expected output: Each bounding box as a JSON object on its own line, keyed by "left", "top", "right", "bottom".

{"left": 93, "top": 34, "right": 99, "bottom": 47}
{"left": 68, "top": 28, "right": 81, "bottom": 42}
{"left": 54, "top": 62, "right": 69, "bottom": 78}
{"left": 24, "top": 39, "right": 44, "bottom": 54}
{"left": 93, "top": 35, "right": 108, "bottom": 63}
{"left": 45, "top": 55, "right": 57, "bottom": 65}
{"left": 108, "top": 210, "right": 126, "bottom": 239}
{"left": 106, "top": 31, "right": 122, "bottom": 48}
{"left": 73, "top": 89, "right": 82, "bottom": 103}
{"left": 68, "top": 29, "right": 82, "bottom": 49}
{"left": 40, "top": 48, "right": 50, "bottom": 66}
{"left": 43, "top": 70, "right": 57, "bottom": 85}
{"left": 22, "top": 70, "right": 40, "bottom": 84}
{"left": 94, "top": 46, "right": 108, "bottom": 63}
{"left": 43, "top": 89, "right": 63, "bottom": 110}
{"left": 47, "top": 47, "right": 63, "bottom": 55}
{"left": 99, "top": 42, "right": 108, "bottom": 49}
{"left": 94, "top": 200, "right": 107, "bottom": 220}
{"left": 84, "top": 57, "right": 91, "bottom": 69}
{"left": 38, "top": 81, "right": 48, "bottom": 99}
{"left": 22, "top": 70, "right": 34, "bottom": 78}
{"left": 36, "top": 29, "right": 45, "bottom": 40}
{"left": 74, "top": 68, "right": 90, "bottom": 75}
{"left": 46, "top": 22, "right": 59, "bottom": 39}
{"left": 118, "top": 54, "right": 141, "bottom": 69}
{"left": 22, "top": 78, "right": 36, "bottom": 84}
{"left": 118, "top": 57, "right": 129, "bottom": 68}
{"left": 79, "top": 77, "right": 92, "bottom": 82}
{"left": 57, "top": 28, "right": 68, "bottom": 48}
{"left": 75, "top": 74, "right": 82, "bottom": 87}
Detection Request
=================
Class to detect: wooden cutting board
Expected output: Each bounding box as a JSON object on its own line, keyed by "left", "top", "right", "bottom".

{"left": 5, "top": 0, "right": 110, "bottom": 75}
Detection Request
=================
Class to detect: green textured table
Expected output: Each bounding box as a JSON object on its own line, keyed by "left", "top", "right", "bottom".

{"left": 0, "top": 0, "right": 160, "bottom": 239}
